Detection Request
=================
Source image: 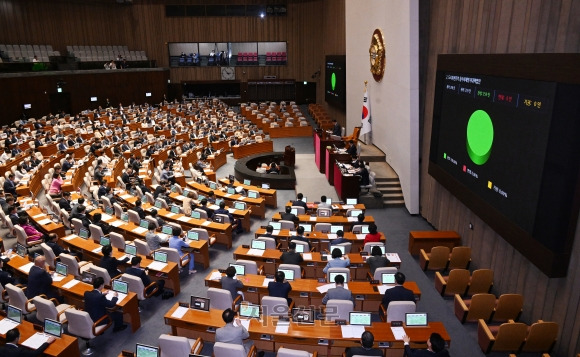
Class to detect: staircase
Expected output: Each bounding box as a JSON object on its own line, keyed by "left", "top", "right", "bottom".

{"left": 359, "top": 143, "right": 405, "bottom": 208}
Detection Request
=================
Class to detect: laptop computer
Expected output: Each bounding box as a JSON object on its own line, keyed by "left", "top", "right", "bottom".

{"left": 290, "top": 208, "right": 298, "bottom": 215}
{"left": 141, "top": 195, "right": 147, "bottom": 204}
{"left": 136, "top": 343, "right": 159, "bottom": 357}
{"left": 294, "top": 244, "right": 305, "bottom": 253}
{"left": 239, "top": 303, "right": 260, "bottom": 319}
{"left": 100, "top": 236, "right": 110, "bottom": 246}
{"left": 112, "top": 279, "right": 129, "bottom": 295}
{"left": 349, "top": 312, "right": 372, "bottom": 326}
{"left": 382, "top": 273, "right": 396, "bottom": 285}
{"left": 55, "top": 262, "right": 67, "bottom": 277}
{"left": 250, "top": 239, "right": 266, "bottom": 250}
{"left": 234, "top": 202, "right": 245, "bottom": 210}
{"left": 81, "top": 271, "right": 97, "bottom": 285}
{"left": 154, "top": 200, "right": 163, "bottom": 209}
{"left": 190, "top": 296, "right": 210, "bottom": 312}
{"left": 243, "top": 179, "right": 251, "bottom": 185}
{"left": 44, "top": 318, "right": 62, "bottom": 338}
{"left": 228, "top": 263, "right": 245, "bottom": 276}
{"left": 187, "top": 231, "right": 199, "bottom": 241}
{"left": 405, "top": 312, "right": 428, "bottom": 327}
{"left": 79, "top": 228, "right": 90, "bottom": 239}
{"left": 209, "top": 182, "right": 217, "bottom": 190}
{"left": 215, "top": 198, "right": 224, "bottom": 207}
{"left": 139, "top": 219, "right": 149, "bottom": 229}
{"left": 346, "top": 198, "right": 358, "bottom": 205}
{"left": 105, "top": 206, "right": 114, "bottom": 215}
{"left": 227, "top": 187, "right": 236, "bottom": 194}
{"left": 330, "top": 225, "right": 344, "bottom": 234}
{"left": 6, "top": 305, "right": 22, "bottom": 324}
{"left": 361, "top": 225, "right": 370, "bottom": 234}
{"left": 191, "top": 211, "right": 201, "bottom": 219}
{"left": 269, "top": 221, "right": 281, "bottom": 230}
{"left": 153, "top": 251, "right": 168, "bottom": 263}
{"left": 291, "top": 308, "right": 314, "bottom": 324}
{"left": 125, "top": 244, "right": 137, "bottom": 256}
{"left": 329, "top": 245, "right": 346, "bottom": 255}
{"left": 121, "top": 212, "right": 129, "bottom": 222}
{"left": 349, "top": 209, "right": 363, "bottom": 217}
{"left": 277, "top": 268, "right": 295, "bottom": 281}
{"left": 300, "top": 196, "right": 307, "bottom": 203}
{"left": 329, "top": 272, "right": 348, "bottom": 283}
{"left": 161, "top": 225, "right": 173, "bottom": 235}
{"left": 261, "top": 183, "right": 270, "bottom": 189}
{"left": 170, "top": 206, "right": 180, "bottom": 214}
{"left": 15, "top": 243, "right": 27, "bottom": 258}
{"left": 248, "top": 191, "right": 258, "bottom": 198}
{"left": 326, "top": 198, "right": 332, "bottom": 205}
{"left": 299, "top": 223, "right": 312, "bottom": 232}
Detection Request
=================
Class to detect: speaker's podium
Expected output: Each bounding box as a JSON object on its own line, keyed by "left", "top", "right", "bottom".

{"left": 284, "top": 145, "right": 295, "bottom": 167}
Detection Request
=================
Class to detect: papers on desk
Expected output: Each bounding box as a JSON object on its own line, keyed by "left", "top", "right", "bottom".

{"left": 62, "top": 279, "right": 81, "bottom": 289}
{"left": 178, "top": 216, "right": 190, "bottom": 222}
{"left": 0, "top": 318, "right": 20, "bottom": 334}
{"left": 341, "top": 325, "right": 365, "bottom": 338}
{"left": 106, "top": 291, "right": 127, "bottom": 304}
{"left": 18, "top": 262, "right": 34, "bottom": 274}
{"left": 101, "top": 213, "right": 113, "bottom": 221}
{"left": 208, "top": 205, "right": 219, "bottom": 210}
{"left": 376, "top": 285, "right": 396, "bottom": 294}
{"left": 110, "top": 220, "right": 125, "bottom": 227}
{"left": 275, "top": 320, "right": 290, "bottom": 334}
{"left": 147, "top": 261, "right": 167, "bottom": 271}
{"left": 272, "top": 230, "right": 280, "bottom": 235}
{"left": 158, "top": 233, "right": 169, "bottom": 241}
{"left": 239, "top": 319, "right": 251, "bottom": 330}
{"left": 62, "top": 235, "right": 76, "bottom": 241}
{"left": 309, "top": 216, "right": 317, "bottom": 221}
{"left": 386, "top": 253, "right": 401, "bottom": 263}
{"left": 92, "top": 246, "right": 103, "bottom": 253}
{"left": 224, "top": 193, "right": 232, "bottom": 197}
{"left": 302, "top": 253, "right": 313, "bottom": 261}
{"left": 175, "top": 195, "right": 186, "bottom": 201}
{"left": 316, "top": 282, "right": 348, "bottom": 294}
{"left": 201, "top": 221, "right": 211, "bottom": 226}
{"left": 21, "top": 332, "right": 49, "bottom": 350}
{"left": 356, "top": 234, "right": 366, "bottom": 240}
{"left": 51, "top": 273, "right": 66, "bottom": 282}
{"left": 262, "top": 278, "right": 274, "bottom": 287}
{"left": 165, "top": 212, "right": 177, "bottom": 218}
{"left": 327, "top": 233, "right": 338, "bottom": 240}
{"left": 33, "top": 213, "right": 45, "bottom": 219}
{"left": 390, "top": 326, "right": 406, "bottom": 340}
{"left": 342, "top": 205, "right": 355, "bottom": 209}
{"left": 227, "top": 208, "right": 236, "bottom": 213}
{"left": 238, "top": 196, "right": 246, "bottom": 201}
{"left": 288, "top": 231, "right": 297, "bottom": 236}
{"left": 37, "top": 218, "right": 53, "bottom": 225}
{"left": 247, "top": 249, "right": 265, "bottom": 256}
{"left": 132, "top": 227, "right": 148, "bottom": 234}
{"left": 120, "top": 194, "right": 133, "bottom": 200}
{"left": 347, "top": 217, "right": 358, "bottom": 222}
{"left": 209, "top": 271, "right": 222, "bottom": 281}
{"left": 171, "top": 306, "right": 188, "bottom": 319}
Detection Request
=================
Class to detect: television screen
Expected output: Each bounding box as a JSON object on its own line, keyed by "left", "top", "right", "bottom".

{"left": 145, "top": 92, "right": 152, "bottom": 97}
{"left": 90, "top": 97, "right": 98, "bottom": 102}
{"left": 23, "top": 104, "right": 31, "bottom": 109}
{"left": 429, "top": 54, "right": 580, "bottom": 277}
{"left": 325, "top": 55, "right": 346, "bottom": 109}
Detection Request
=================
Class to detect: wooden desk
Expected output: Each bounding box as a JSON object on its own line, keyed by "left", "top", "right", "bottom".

{"left": 0, "top": 315, "right": 80, "bottom": 357}
{"left": 164, "top": 304, "right": 448, "bottom": 356}
{"left": 408, "top": 231, "right": 461, "bottom": 255}
{"left": 7, "top": 254, "right": 141, "bottom": 332}
{"left": 270, "top": 213, "right": 375, "bottom": 231}
{"left": 326, "top": 148, "right": 352, "bottom": 186}
{"left": 314, "top": 129, "right": 342, "bottom": 174}
{"left": 267, "top": 125, "right": 313, "bottom": 138}
{"left": 24, "top": 205, "right": 66, "bottom": 238}
{"left": 232, "top": 246, "right": 400, "bottom": 280}
{"left": 219, "top": 178, "right": 278, "bottom": 208}
{"left": 333, "top": 161, "right": 360, "bottom": 202}
{"left": 284, "top": 201, "right": 366, "bottom": 215}
{"left": 187, "top": 181, "right": 266, "bottom": 219}
{"left": 204, "top": 270, "right": 420, "bottom": 310}
{"left": 232, "top": 141, "right": 274, "bottom": 159}
{"left": 207, "top": 150, "right": 227, "bottom": 171}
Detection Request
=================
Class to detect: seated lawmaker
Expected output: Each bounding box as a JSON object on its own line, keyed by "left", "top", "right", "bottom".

{"left": 280, "top": 242, "right": 304, "bottom": 265}
{"left": 322, "top": 247, "right": 350, "bottom": 274}
{"left": 322, "top": 274, "right": 354, "bottom": 305}
{"left": 345, "top": 331, "right": 383, "bottom": 357}
{"left": 267, "top": 270, "right": 292, "bottom": 305}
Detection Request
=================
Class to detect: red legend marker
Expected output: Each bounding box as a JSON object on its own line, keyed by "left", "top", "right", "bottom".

{"left": 463, "top": 165, "right": 467, "bottom": 172}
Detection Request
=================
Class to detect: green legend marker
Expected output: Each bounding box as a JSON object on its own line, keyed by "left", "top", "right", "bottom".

{"left": 444, "top": 153, "right": 447, "bottom": 159}
{"left": 331, "top": 73, "right": 336, "bottom": 91}
{"left": 466, "top": 109, "right": 494, "bottom": 165}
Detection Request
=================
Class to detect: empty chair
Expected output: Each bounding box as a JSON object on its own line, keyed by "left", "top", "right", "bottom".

{"left": 208, "top": 287, "right": 241, "bottom": 310}
{"left": 492, "top": 294, "right": 524, "bottom": 322}
{"left": 370, "top": 266, "right": 398, "bottom": 281}
{"left": 71, "top": 218, "right": 84, "bottom": 235}
{"left": 419, "top": 246, "right": 450, "bottom": 271}
{"left": 448, "top": 246, "right": 472, "bottom": 270}
{"left": 109, "top": 232, "right": 126, "bottom": 250}
{"left": 134, "top": 239, "right": 152, "bottom": 256}
{"left": 127, "top": 210, "right": 141, "bottom": 224}
{"left": 478, "top": 319, "right": 527, "bottom": 354}
{"left": 325, "top": 299, "right": 353, "bottom": 321}
{"left": 88, "top": 266, "right": 112, "bottom": 285}
{"left": 33, "top": 295, "right": 73, "bottom": 323}
{"left": 521, "top": 320, "right": 558, "bottom": 353}
{"left": 316, "top": 208, "right": 332, "bottom": 217}
{"left": 4, "top": 284, "right": 36, "bottom": 318}
{"left": 214, "top": 341, "right": 257, "bottom": 357}
{"left": 314, "top": 223, "right": 331, "bottom": 233}
{"left": 255, "top": 237, "right": 277, "bottom": 249}
{"left": 454, "top": 293, "right": 496, "bottom": 323}
{"left": 40, "top": 243, "right": 57, "bottom": 269}
{"left": 279, "top": 220, "right": 295, "bottom": 230}
{"left": 234, "top": 259, "right": 263, "bottom": 275}
{"left": 277, "top": 264, "right": 302, "bottom": 279}
{"left": 435, "top": 269, "right": 470, "bottom": 297}
{"left": 89, "top": 224, "right": 106, "bottom": 241}
{"left": 326, "top": 267, "right": 350, "bottom": 283}
{"left": 158, "top": 247, "right": 190, "bottom": 271}
{"left": 261, "top": 296, "right": 292, "bottom": 317}
{"left": 277, "top": 347, "right": 318, "bottom": 357}
{"left": 120, "top": 273, "right": 158, "bottom": 301}
{"left": 385, "top": 301, "right": 416, "bottom": 322}
{"left": 466, "top": 269, "right": 494, "bottom": 296}
{"left": 158, "top": 334, "right": 203, "bottom": 357}
{"left": 65, "top": 309, "right": 112, "bottom": 356}
{"left": 60, "top": 253, "right": 91, "bottom": 279}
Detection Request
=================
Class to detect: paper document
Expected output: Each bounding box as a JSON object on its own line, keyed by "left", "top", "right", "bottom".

{"left": 209, "top": 271, "right": 222, "bottom": 280}
{"left": 302, "top": 253, "right": 312, "bottom": 261}
{"left": 147, "top": 261, "right": 167, "bottom": 271}
{"left": 165, "top": 212, "right": 177, "bottom": 218}
{"left": 309, "top": 216, "right": 317, "bottom": 221}
{"left": 37, "top": 218, "right": 53, "bottom": 225}
{"left": 120, "top": 194, "right": 133, "bottom": 200}
{"left": 100, "top": 213, "right": 113, "bottom": 221}
{"left": 341, "top": 325, "right": 365, "bottom": 338}
{"left": 377, "top": 285, "right": 395, "bottom": 294}
{"left": 356, "top": 234, "right": 366, "bottom": 240}
{"left": 51, "top": 274, "right": 66, "bottom": 282}
{"left": 272, "top": 230, "right": 280, "bottom": 235}
{"left": 201, "top": 221, "right": 211, "bottom": 226}
{"left": 0, "top": 318, "right": 19, "bottom": 334}
{"left": 176, "top": 195, "right": 186, "bottom": 200}
{"left": 239, "top": 319, "right": 251, "bottom": 330}
{"left": 342, "top": 205, "right": 354, "bottom": 209}
{"left": 227, "top": 208, "right": 236, "bottom": 213}
{"left": 20, "top": 333, "right": 49, "bottom": 350}
{"left": 208, "top": 205, "right": 219, "bottom": 210}
{"left": 275, "top": 321, "right": 290, "bottom": 334}
{"left": 327, "top": 233, "right": 337, "bottom": 240}
{"left": 262, "top": 278, "right": 274, "bottom": 287}
{"left": 178, "top": 216, "right": 190, "bottom": 222}
{"left": 386, "top": 253, "right": 401, "bottom": 263}
{"left": 347, "top": 217, "right": 357, "bottom": 222}
{"left": 110, "top": 220, "right": 125, "bottom": 227}
{"left": 92, "top": 247, "right": 103, "bottom": 253}
{"left": 106, "top": 292, "right": 127, "bottom": 304}
{"left": 247, "top": 249, "right": 265, "bottom": 256}
{"left": 33, "top": 214, "right": 45, "bottom": 219}
{"left": 132, "top": 227, "right": 148, "bottom": 234}
{"left": 171, "top": 306, "right": 188, "bottom": 319}
{"left": 18, "top": 262, "right": 34, "bottom": 274}
{"left": 224, "top": 193, "right": 232, "bottom": 197}
{"left": 390, "top": 326, "right": 406, "bottom": 340}
{"left": 63, "top": 279, "right": 81, "bottom": 289}
{"left": 62, "top": 235, "right": 76, "bottom": 241}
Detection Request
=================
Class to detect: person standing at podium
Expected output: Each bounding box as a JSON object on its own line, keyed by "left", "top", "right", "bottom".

{"left": 332, "top": 120, "right": 342, "bottom": 136}
{"left": 346, "top": 140, "right": 358, "bottom": 156}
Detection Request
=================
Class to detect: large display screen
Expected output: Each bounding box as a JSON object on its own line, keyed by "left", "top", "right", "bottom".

{"left": 429, "top": 54, "right": 580, "bottom": 277}
{"left": 325, "top": 55, "right": 346, "bottom": 109}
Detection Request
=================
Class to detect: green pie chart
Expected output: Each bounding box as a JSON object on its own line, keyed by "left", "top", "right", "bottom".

{"left": 331, "top": 73, "right": 336, "bottom": 91}
{"left": 466, "top": 109, "right": 494, "bottom": 165}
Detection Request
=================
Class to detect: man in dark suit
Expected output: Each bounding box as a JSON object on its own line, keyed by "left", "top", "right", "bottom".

{"left": 403, "top": 333, "right": 450, "bottom": 357}
{"left": 58, "top": 191, "right": 72, "bottom": 212}
{"left": 346, "top": 140, "right": 357, "bottom": 156}
{"left": 291, "top": 193, "right": 307, "bottom": 210}
{"left": 280, "top": 206, "right": 299, "bottom": 224}
{"left": 380, "top": 272, "right": 415, "bottom": 309}
{"left": 198, "top": 198, "right": 214, "bottom": 219}
{"left": 125, "top": 256, "right": 164, "bottom": 296}
{"left": 99, "top": 245, "right": 129, "bottom": 280}
{"left": 332, "top": 120, "right": 342, "bottom": 136}
{"left": 46, "top": 233, "right": 81, "bottom": 259}
{"left": 280, "top": 242, "right": 304, "bottom": 265}
{"left": 344, "top": 331, "right": 383, "bottom": 357}
{"left": 71, "top": 204, "right": 91, "bottom": 229}
{"left": 84, "top": 276, "right": 127, "bottom": 332}
{"left": 0, "top": 257, "right": 16, "bottom": 287}
{"left": 62, "top": 156, "right": 75, "bottom": 172}
{"left": 26, "top": 256, "right": 56, "bottom": 299}
{"left": 0, "top": 328, "right": 55, "bottom": 356}
{"left": 267, "top": 270, "right": 292, "bottom": 305}
{"left": 291, "top": 226, "right": 310, "bottom": 249}
{"left": 3, "top": 173, "right": 18, "bottom": 196}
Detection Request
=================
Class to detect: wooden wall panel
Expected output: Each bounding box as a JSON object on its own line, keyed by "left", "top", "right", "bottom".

{"left": 419, "top": 1, "right": 580, "bottom": 356}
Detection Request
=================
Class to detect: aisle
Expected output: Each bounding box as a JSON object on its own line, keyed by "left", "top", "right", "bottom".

{"left": 294, "top": 153, "right": 339, "bottom": 202}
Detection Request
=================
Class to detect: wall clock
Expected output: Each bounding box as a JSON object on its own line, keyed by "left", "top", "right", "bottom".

{"left": 221, "top": 66, "right": 235, "bottom": 80}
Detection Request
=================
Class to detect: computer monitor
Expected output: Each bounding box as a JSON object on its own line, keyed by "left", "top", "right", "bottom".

{"left": 346, "top": 198, "right": 358, "bottom": 205}
{"left": 187, "top": 231, "right": 199, "bottom": 241}
{"left": 405, "top": 313, "right": 428, "bottom": 327}
{"left": 209, "top": 181, "right": 217, "bottom": 190}
{"left": 243, "top": 179, "right": 251, "bottom": 185}
{"left": 269, "top": 221, "right": 281, "bottom": 230}
{"left": 153, "top": 251, "right": 168, "bottom": 263}
{"left": 261, "top": 183, "right": 270, "bottom": 189}
{"left": 183, "top": 189, "right": 190, "bottom": 197}
{"left": 349, "top": 210, "right": 363, "bottom": 218}
{"left": 361, "top": 225, "right": 370, "bottom": 234}
{"left": 215, "top": 198, "right": 224, "bottom": 206}
{"left": 330, "top": 225, "right": 344, "bottom": 234}
{"left": 382, "top": 273, "right": 396, "bottom": 285}
{"left": 79, "top": 228, "right": 89, "bottom": 239}
{"left": 248, "top": 191, "right": 259, "bottom": 198}
{"left": 191, "top": 211, "right": 201, "bottom": 219}
{"left": 291, "top": 308, "right": 314, "bottom": 324}
{"left": 170, "top": 185, "right": 178, "bottom": 193}
{"left": 227, "top": 187, "right": 236, "bottom": 194}
{"left": 228, "top": 263, "right": 245, "bottom": 276}
{"left": 294, "top": 244, "right": 305, "bottom": 253}
{"left": 278, "top": 268, "right": 295, "bottom": 281}
{"left": 349, "top": 312, "right": 372, "bottom": 326}
{"left": 250, "top": 240, "right": 266, "bottom": 250}
{"left": 198, "top": 194, "right": 206, "bottom": 201}
{"left": 326, "top": 198, "right": 332, "bottom": 205}
{"left": 121, "top": 212, "right": 129, "bottom": 222}
{"left": 329, "top": 272, "right": 348, "bottom": 283}
{"left": 136, "top": 343, "right": 159, "bottom": 357}
{"left": 55, "top": 262, "right": 67, "bottom": 277}
{"left": 44, "top": 318, "right": 62, "bottom": 338}
{"left": 112, "top": 279, "right": 129, "bottom": 294}
{"left": 140, "top": 219, "right": 149, "bottom": 229}
{"left": 239, "top": 303, "right": 260, "bottom": 319}
{"left": 234, "top": 202, "right": 245, "bottom": 210}
{"left": 299, "top": 223, "right": 312, "bottom": 232}
{"left": 190, "top": 296, "right": 210, "bottom": 312}
{"left": 154, "top": 200, "right": 163, "bottom": 209}
{"left": 329, "top": 245, "right": 346, "bottom": 255}
{"left": 6, "top": 305, "right": 22, "bottom": 323}
{"left": 141, "top": 195, "right": 147, "bottom": 203}
{"left": 105, "top": 206, "right": 114, "bottom": 215}
{"left": 161, "top": 225, "right": 173, "bottom": 235}
{"left": 125, "top": 244, "right": 137, "bottom": 256}
{"left": 100, "top": 236, "right": 110, "bottom": 246}
{"left": 15, "top": 243, "right": 27, "bottom": 257}
{"left": 81, "top": 271, "right": 97, "bottom": 284}
{"left": 290, "top": 208, "right": 298, "bottom": 215}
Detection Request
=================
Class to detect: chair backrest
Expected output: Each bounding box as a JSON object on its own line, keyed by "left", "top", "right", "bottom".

{"left": 278, "top": 264, "right": 301, "bottom": 280}
{"left": 327, "top": 267, "right": 350, "bottom": 283}
{"left": 291, "top": 206, "right": 305, "bottom": 215}
{"left": 316, "top": 208, "right": 332, "bottom": 217}
{"left": 261, "top": 296, "right": 289, "bottom": 317}
{"left": 101, "top": 196, "right": 112, "bottom": 209}
{"left": 127, "top": 210, "right": 141, "bottom": 224}
{"left": 61, "top": 209, "right": 71, "bottom": 229}
{"left": 256, "top": 237, "right": 277, "bottom": 249}
{"left": 71, "top": 218, "right": 84, "bottom": 235}
{"left": 64, "top": 309, "right": 97, "bottom": 339}
{"left": 134, "top": 239, "right": 152, "bottom": 256}
{"left": 89, "top": 265, "right": 112, "bottom": 284}
{"left": 14, "top": 225, "right": 29, "bottom": 247}
{"left": 59, "top": 253, "right": 82, "bottom": 278}
{"left": 207, "top": 287, "right": 234, "bottom": 310}
{"left": 448, "top": 246, "right": 472, "bottom": 269}
{"left": 467, "top": 269, "right": 494, "bottom": 296}
{"left": 492, "top": 322, "right": 528, "bottom": 352}
{"left": 89, "top": 224, "right": 104, "bottom": 241}
{"left": 5, "top": 284, "right": 29, "bottom": 312}
{"left": 373, "top": 267, "right": 398, "bottom": 281}
{"left": 314, "top": 223, "right": 331, "bottom": 233}
{"left": 493, "top": 294, "right": 524, "bottom": 322}
{"left": 235, "top": 259, "right": 259, "bottom": 275}
{"left": 213, "top": 342, "right": 246, "bottom": 357}
{"left": 193, "top": 208, "right": 208, "bottom": 219}
{"left": 121, "top": 273, "right": 146, "bottom": 300}
{"left": 109, "top": 232, "right": 125, "bottom": 250}
{"left": 325, "top": 299, "right": 354, "bottom": 321}
{"left": 113, "top": 203, "right": 124, "bottom": 218}
{"left": 465, "top": 293, "right": 496, "bottom": 322}
{"left": 33, "top": 296, "right": 58, "bottom": 322}
{"left": 333, "top": 242, "right": 352, "bottom": 254}
{"left": 159, "top": 247, "right": 184, "bottom": 267}
{"left": 521, "top": 321, "right": 558, "bottom": 353}
{"left": 427, "top": 246, "right": 450, "bottom": 270}
{"left": 291, "top": 240, "right": 309, "bottom": 252}
{"left": 40, "top": 243, "right": 57, "bottom": 269}
{"left": 386, "top": 301, "right": 416, "bottom": 322}
{"left": 215, "top": 213, "right": 230, "bottom": 224}
{"left": 277, "top": 347, "right": 311, "bottom": 357}
{"left": 279, "top": 220, "right": 295, "bottom": 230}
{"left": 158, "top": 334, "right": 193, "bottom": 357}
{"left": 444, "top": 269, "right": 471, "bottom": 296}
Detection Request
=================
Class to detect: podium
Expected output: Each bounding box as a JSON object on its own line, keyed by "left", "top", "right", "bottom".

{"left": 284, "top": 145, "right": 295, "bottom": 167}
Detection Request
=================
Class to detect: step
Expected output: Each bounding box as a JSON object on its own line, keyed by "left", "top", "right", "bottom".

{"left": 383, "top": 200, "right": 406, "bottom": 207}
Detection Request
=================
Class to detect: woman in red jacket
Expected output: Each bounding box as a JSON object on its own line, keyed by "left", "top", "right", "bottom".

{"left": 363, "top": 223, "right": 381, "bottom": 244}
